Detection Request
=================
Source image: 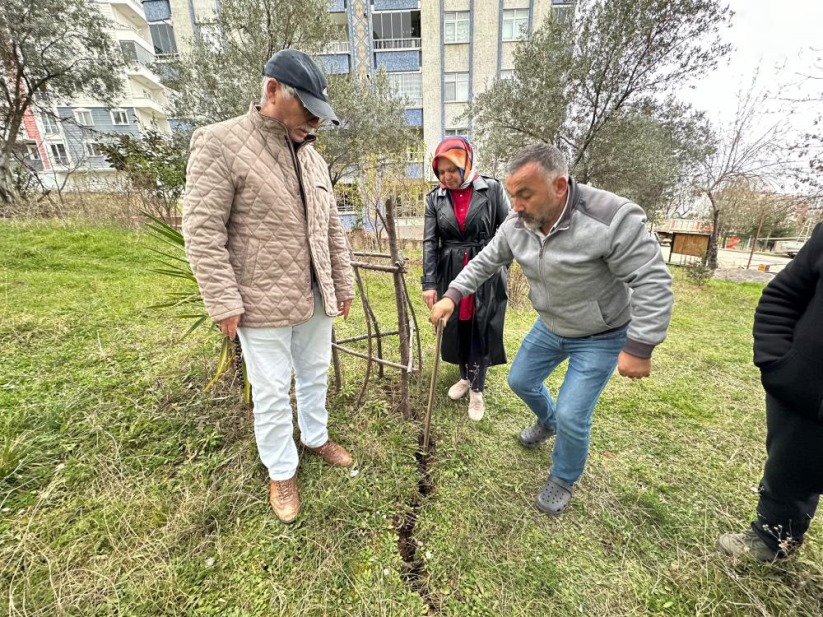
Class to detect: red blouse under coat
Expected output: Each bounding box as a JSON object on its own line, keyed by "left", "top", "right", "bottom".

{"left": 450, "top": 186, "right": 475, "bottom": 320}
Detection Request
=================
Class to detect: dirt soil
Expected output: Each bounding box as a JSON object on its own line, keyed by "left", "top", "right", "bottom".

{"left": 713, "top": 268, "right": 774, "bottom": 284}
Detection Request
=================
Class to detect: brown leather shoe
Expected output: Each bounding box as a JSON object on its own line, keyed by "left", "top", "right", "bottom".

{"left": 269, "top": 476, "right": 300, "bottom": 523}
{"left": 303, "top": 439, "right": 353, "bottom": 467}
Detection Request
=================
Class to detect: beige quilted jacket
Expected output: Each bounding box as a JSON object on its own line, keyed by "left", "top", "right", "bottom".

{"left": 182, "top": 104, "right": 354, "bottom": 327}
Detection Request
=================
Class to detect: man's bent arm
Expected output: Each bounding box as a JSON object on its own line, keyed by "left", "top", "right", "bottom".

{"left": 605, "top": 203, "right": 673, "bottom": 359}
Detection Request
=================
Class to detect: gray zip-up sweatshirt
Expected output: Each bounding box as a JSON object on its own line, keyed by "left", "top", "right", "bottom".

{"left": 443, "top": 178, "right": 673, "bottom": 358}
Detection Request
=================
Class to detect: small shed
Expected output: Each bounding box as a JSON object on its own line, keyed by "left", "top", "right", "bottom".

{"left": 668, "top": 231, "right": 711, "bottom": 264}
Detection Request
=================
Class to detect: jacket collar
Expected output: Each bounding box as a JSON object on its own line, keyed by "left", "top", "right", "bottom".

{"left": 248, "top": 102, "right": 317, "bottom": 147}
{"left": 435, "top": 176, "right": 490, "bottom": 237}
{"left": 435, "top": 174, "right": 489, "bottom": 198}
{"left": 554, "top": 176, "right": 579, "bottom": 232}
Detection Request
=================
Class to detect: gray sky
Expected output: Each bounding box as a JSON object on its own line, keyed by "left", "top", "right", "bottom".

{"left": 681, "top": 0, "right": 821, "bottom": 126}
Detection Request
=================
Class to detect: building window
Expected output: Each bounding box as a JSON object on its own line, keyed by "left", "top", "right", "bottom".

{"left": 372, "top": 11, "right": 421, "bottom": 49}
{"left": 40, "top": 113, "right": 60, "bottom": 135}
{"left": 443, "top": 11, "right": 470, "bottom": 44}
{"left": 445, "top": 128, "right": 468, "bottom": 137}
{"left": 73, "top": 109, "right": 93, "bottom": 126}
{"left": 142, "top": 0, "right": 172, "bottom": 21}
{"left": 25, "top": 145, "right": 41, "bottom": 160}
{"left": 83, "top": 142, "right": 104, "bottom": 157}
{"left": 149, "top": 23, "right": 178, "bottom": 56}
{"left": 335, "top": 185, "right": 358, "bottom": 214}
{"left": 388, "top": 72, "right": 422, "bottom": 107}
{"left": 49, "top": 143, "right": 69, "bottom": 166}
{"left": 444, "top": 72, "right": 469, "bottom": 103}
{"left": 111, "top": 109, "right": 130, "bottom": 125}
{"left": 552, "top": 0, "right": 574, "bottom": 24}
{"left": 406, "top": 129, "right": 424, "bottom": 161}
{"left": 502, "top": 9, "right": 530, "bottom": 41}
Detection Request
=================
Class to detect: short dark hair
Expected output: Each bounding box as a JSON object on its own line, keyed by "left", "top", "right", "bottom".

{"left": 507, "top": 143, "right": 568, "bottom": 179}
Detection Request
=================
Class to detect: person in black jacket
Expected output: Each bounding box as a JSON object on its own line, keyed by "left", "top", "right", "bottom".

{"left": 718, "top": 222, "right": 823, "bottom": 561}
{"left": 422, "top": 137, "right": 510, "bottom": 421}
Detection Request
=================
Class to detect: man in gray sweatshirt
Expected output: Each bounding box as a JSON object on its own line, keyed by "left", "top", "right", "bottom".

{"left": 430, "top": 144, "right": 673, "bottom": 516}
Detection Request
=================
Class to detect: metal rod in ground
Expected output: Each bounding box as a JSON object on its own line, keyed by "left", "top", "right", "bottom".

{"left": 422, "top": 318, "right": 445, "bottom": 454}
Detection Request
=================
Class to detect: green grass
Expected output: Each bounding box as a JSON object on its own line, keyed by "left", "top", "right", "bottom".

{"left": 1, "top": 221, "right": 822, "bottom": 616}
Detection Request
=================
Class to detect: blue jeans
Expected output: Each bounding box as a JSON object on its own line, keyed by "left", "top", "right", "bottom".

{"left": 507, "top": 318, "right": 627, "bottom": 484}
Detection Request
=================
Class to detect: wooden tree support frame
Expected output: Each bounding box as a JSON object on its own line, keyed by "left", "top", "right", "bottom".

{"left": 331, "top": 201, "right": 423, "bottom": 419}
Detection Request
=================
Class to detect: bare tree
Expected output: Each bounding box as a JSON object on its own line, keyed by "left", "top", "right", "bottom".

{"left": 693, "top": 84, "right": 790, "bottom": 269}
{"left": 0, "top": 0, "right": 124, "bottom": 205}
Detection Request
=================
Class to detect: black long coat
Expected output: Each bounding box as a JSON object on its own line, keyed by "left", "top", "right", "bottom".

{"left": 422, "top": 175, "right": 510, "bottom": 366}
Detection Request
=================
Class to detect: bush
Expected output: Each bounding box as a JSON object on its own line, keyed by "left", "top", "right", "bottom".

{"left": 685, "top": 261, "right": 713, "bottom": 286}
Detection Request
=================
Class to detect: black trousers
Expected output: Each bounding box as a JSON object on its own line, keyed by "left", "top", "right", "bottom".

{"left": 457, "top": 318, "right": 488, "bottom": 392}
{"left": 751, "top": 393, "right": 823, "bottom": 553}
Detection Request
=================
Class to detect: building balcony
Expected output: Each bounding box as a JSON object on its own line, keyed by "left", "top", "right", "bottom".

{"left": 373, "top": 38, "right": 421, "bottom": 51}
{"left": 128, "top": 85, "right": 168, "bottom": 114}
{"left": 375, "top": 49, "right": 421, "bottom": 72}
{"left": 126, "top": 64, "right": 164, "bottom": 90}
{"left": 317, "top": 54, "right": 350, "bottom": 75}
{"left": 374, "top": 0, "right": 419, "bottom": 10}
{"left": 109, "top": 0, "right": 148, "bottom": 26}
{"left": 113, "top": 24, "right": 154, "bottom": 56}
{"left": 132, "top": 95, "right": 166, "bottom": 115}
{"left": 320, "top": 41, "right": 350, "bottom": 54}
{"left": 23, "top": 158, "right": 45, "bottom": 172}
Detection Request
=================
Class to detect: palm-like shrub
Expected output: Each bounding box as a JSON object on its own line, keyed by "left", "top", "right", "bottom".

{"left": 144, "top": 213, "right": 250, "bottom": 403}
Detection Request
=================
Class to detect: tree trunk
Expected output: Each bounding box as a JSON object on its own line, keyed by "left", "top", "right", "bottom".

{"left": 746, "top": 211, "right": 766, "bottom": 270}
{"left": 0, "top": 111, "right": 26, "bottom": 207}
{"left": 706, "top": 193, "right": 720, "bottom": 270}
{"left": 0, "top": 162, "right": 18, "bottom": 208}
{"left": 384, "top": 197, "right": 411, "bottom": 420}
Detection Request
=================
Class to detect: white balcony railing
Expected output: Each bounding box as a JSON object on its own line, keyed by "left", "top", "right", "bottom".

{"left": 110, "top": 0, "right": 147, "bottom": 21}
{"left": 373, "top": 38, "right": 421, "bottom": 51}
{"left": 113, "top": 22, "right": 141, "bottom": 34}
{"left": 321, "top": 41, "right": 350, "bottom": 54}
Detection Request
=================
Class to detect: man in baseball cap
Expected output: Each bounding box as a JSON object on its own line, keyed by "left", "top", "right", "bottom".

{"left": 263, "top": 48, "right": 340, "bottom": 126}
{"left": 182, "top": 49, "right": 354, "bottom": 524}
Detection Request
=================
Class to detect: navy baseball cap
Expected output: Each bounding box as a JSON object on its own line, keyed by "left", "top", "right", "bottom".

{"left": 263, "top": 49, "right": 339, "bottom": 126}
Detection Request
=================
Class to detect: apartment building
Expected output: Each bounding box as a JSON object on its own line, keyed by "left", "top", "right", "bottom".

{"left": 152, "top": 0, "right": 572, "bottom": 180}
{"left": 22, "top": 0, "right": 171, "bottom": 190}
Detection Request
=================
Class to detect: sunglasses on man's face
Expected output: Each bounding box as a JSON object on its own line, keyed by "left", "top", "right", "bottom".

{"left": 297, "top": 99, "right": 327, "bottom": 126}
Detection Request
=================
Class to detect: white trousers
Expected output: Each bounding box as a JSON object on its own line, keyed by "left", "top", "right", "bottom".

{"left": 237, "top": 291, "right": 332, "bottom": 481}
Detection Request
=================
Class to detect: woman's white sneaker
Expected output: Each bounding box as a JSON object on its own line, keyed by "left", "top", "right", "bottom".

{"left": 448, "top": 378, "right": 471, "bottom": 400}
{"left": 468, "top": 390, "right": 485, "bottom": 421}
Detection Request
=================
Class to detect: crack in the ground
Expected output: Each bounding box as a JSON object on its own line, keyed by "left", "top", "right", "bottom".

{"left": 395, "top": 431, "right": 438, "bottom": 614}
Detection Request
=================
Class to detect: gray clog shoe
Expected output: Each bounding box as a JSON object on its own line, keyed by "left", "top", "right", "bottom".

{"left": 535, "top": 475, "right": 574, "bottom": 516}
{"left": 518, "top": 421, "right": 555, "bottom": 448}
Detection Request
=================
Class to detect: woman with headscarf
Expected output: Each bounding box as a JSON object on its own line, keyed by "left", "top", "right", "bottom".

{"left": 422, "top": 136, "right": 510, "bottom": 421}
